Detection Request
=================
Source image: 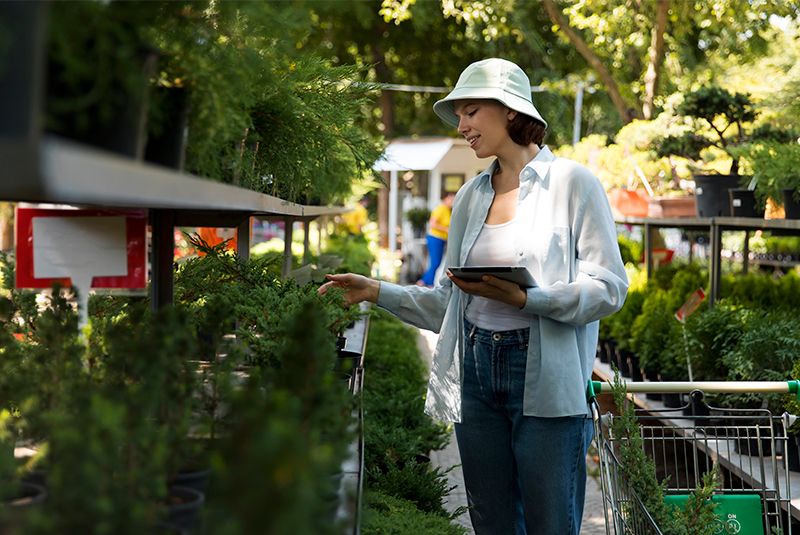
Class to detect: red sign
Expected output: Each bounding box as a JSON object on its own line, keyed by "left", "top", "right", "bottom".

{"left": 675, "top": 288, "right": 706, "bottom": 323}
{"left": 15, "top": 207, "right": 147, "bottom": 289}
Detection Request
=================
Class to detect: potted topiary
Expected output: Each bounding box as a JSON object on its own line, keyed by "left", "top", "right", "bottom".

{"left": 404, "top": 207, "right": 431, "bottom": 239}
{"left": 731, "top": 141, "right": 800, "bottom": 219}
{"left": 654, "top": 86, "right": 794, "bottom": 217}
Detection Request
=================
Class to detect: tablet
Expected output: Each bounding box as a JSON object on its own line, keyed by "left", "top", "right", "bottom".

{"left": 449, "top": 266, "right": 537, "bottom": 288}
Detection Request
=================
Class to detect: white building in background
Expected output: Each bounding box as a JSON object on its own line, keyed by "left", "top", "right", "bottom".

{"left": 374, "top": 136, "right": 491, "bottom": 254}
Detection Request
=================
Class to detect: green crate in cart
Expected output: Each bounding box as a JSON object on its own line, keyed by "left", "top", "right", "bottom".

{"left": 664, "top": 493, "right": 763, "bottom": 535}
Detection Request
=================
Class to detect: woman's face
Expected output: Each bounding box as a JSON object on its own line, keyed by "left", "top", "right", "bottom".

{"left": 453, "top": 99, "right": 515, "bottom": 159}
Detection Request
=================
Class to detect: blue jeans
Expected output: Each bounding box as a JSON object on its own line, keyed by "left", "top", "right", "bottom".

{"left": 421, "top": 234, "right": 446, "bottom": 286}
{"left": 456, "top": 319, "right": 593, "bottom": 535}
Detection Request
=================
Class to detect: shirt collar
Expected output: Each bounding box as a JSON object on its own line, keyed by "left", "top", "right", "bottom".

{"left": 522, "top": 145, "right": 555, "bottom": 184}
{"left": 479, "top": 145, "right": 555, "bottom": 185}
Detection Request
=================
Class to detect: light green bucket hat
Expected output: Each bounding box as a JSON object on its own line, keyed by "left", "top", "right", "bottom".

{"left": 433, "top": 58, "right": 547, "bottom": 129}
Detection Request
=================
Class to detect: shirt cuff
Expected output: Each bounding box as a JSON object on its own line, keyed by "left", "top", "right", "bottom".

{"left": 376, "top": 280, "right": 403, "bottom": 311}
{"left": 520, "top": 287, "right": 550, "bottom": 315}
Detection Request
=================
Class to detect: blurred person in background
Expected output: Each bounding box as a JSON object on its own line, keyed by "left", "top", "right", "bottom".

{"left": 417, "top": 191, "right": 455, "bottom": 287}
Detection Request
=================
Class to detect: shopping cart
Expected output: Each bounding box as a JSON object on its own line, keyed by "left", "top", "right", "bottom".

{"left": 587, "top": 380, "right": 800, "bottom": 535}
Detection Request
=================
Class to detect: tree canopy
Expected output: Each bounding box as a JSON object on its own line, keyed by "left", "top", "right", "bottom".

{"left": 284, "top": 1, "right": 799, "bottom": 144}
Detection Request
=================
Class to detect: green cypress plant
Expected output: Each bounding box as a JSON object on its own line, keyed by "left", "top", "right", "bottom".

{"left": 609, "top": 371, "right": 719, "bottom": 535}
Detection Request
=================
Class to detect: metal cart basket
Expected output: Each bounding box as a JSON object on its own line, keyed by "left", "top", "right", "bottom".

{"left": 588, "top": 380, "right": 800, "bottom": 535}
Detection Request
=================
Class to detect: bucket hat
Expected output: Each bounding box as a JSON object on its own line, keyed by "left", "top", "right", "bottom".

{"left": 433, "top": 58, "right": 547, "bottom": 129}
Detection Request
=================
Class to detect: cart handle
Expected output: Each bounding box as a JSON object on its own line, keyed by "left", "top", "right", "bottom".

{"left": 586, "top": 380, "right": 800, "bottom": 401}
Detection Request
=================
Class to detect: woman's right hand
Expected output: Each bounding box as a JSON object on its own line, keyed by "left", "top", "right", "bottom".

{"left": 317, "top": 273, "right": 380, "bottom": 306}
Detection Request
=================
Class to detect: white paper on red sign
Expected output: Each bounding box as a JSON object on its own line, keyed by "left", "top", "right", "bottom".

{"left": 32, "top": 216, "right": 128, "bottom": 326}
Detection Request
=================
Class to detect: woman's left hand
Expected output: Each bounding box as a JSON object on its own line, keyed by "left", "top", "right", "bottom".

{"left": 446, "top": 270, "right": 527, "bottom": 309}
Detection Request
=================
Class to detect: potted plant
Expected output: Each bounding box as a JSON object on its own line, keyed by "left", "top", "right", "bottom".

{"left": 404, "top": 207, "right": 431, "bottom": 239}
{"left": 608, "top": 289, "right": 646, "bottom": 380}
{"left": 731, "top": 141, "right": 800, "bottom": 219}
{"left": 45, "top": 1, "right": 161, "bottom": 159}
{"left": 0, "top": 306, "right": 47, "bottom": 534}
{"left": 202, "top": 299, "right": 354, "bottom": 534}
{"left": 654, "top": 86, "right": 794, "bottom": 217}
{"left": 608, "top": 372, "right": 720, "bottom": 533}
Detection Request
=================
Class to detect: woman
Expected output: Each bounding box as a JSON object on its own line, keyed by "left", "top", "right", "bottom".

{"left": 319, "top": 58, "right": 628, "bottom": 534}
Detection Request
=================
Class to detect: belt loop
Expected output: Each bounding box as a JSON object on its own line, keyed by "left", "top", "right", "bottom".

{"left": 469, "top": 323, "right": 477, "bottom": 344}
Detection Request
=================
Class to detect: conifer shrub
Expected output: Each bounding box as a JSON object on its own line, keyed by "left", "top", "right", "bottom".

{"left": 361, "top": 309, "right": 462, "bottom": 532}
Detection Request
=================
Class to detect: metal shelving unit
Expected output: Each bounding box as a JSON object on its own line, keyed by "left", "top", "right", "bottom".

{"left": 2, "top": 3, "right": 365, "bottom": 532}
{"left": 617, "top": 216, "right": 800, "bottom": 304}
{"left": 1, "top": 2, "right": 350, "bottom": 307}
{"left": 2, "top": 135, "right": 350, "bottom": 308}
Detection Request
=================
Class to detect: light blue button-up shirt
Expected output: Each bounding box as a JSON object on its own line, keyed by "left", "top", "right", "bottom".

{"left": 377, "top": 146, "right": 628, "bottom": 422}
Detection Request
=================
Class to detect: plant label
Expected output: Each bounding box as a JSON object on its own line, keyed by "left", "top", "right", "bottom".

{"left": 675, "top": 288, "right": 706, "bottom": 323}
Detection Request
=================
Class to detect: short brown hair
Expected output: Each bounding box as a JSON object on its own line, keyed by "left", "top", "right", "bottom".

{"left": 507, "top": 113, "right": 547, "bottom": 147}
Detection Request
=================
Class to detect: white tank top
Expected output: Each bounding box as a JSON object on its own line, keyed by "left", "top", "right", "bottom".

{"left": 464, "top": 216, "right": 531, "bottom": 331}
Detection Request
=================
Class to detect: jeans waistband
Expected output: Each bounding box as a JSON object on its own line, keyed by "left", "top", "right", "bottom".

{"left": 464, "top": 318, "right": 530, "bottom": 345}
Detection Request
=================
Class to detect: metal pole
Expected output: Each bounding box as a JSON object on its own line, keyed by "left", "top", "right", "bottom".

{"left": 236, "top": 216, "right": 250, "bottom": 263}
{"left": 710, "top": 220, "right": 721, "bottom": 306}
{"left": 317, "top": 216, "right": 324, "bottom": 255}
{"left": 303, "top": 219, "right": 311, "bottom": 265}
{"left": 389, "top": 169, "right": 398, "bottom": 252}
{"left": 283, "top": 217, "right": 294, "bottom": 277}
{"left": 573, "top": 82, "right": 584, "bottom": 145}
{"left": 644, "top": 223, "right": 653, "bottom": 279}
{"left": 149, "top": 209, "right": 175, "bottom": 310}
{"left": 592, "top": 380, "right": 798, "bottom": 396}
{"left": 742, "top": 230, "right": 749, "bottom": 275}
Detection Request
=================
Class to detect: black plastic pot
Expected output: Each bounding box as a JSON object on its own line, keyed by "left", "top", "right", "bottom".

{"left": 0, "top": 2, "right": 46, "bottom": 139}
{"left": 603, "top": 340, "right": 617, "bottom": 367}
{"left": 782, "top": 189, "right": 800, "bottom": 220}
{"left": 0, "top": 481, "right": 47, "bottom": 533}
{"left": 641, "top": 367, "right": 662, "bottom": 401}
{"left": 681, "top": 392, "right": 710, "bottom": 418}
{"left": 729, "top": 188, "right": 764, "bottom": 218}
{"left": 145, "top": 86, "right": 190, "bottom": 170}
{"left": 732, "top": 422, "right": 776, "bottom": 456}
{"left": 45, "top": 18, "right": 158, "bottom": 160}
{"left": 734, "top": 435, "right": 774, "bottom": 456}
{"left": 656, "top": 372, "right": 684, "bottom": 407}
{"left": 787, "top": 433, "right": 800, "bottom": 472}
{"left": 625, "top": 352, "right": 643, "bottom": 382}
{"left": 694, "top": 174, "right": 742, "bottom": 217}
{"left": 20, "top": 469, "right": 47, "bottom": 490}
{"left": 660, "top": 393, "right": 682, "bottom": 408}
{"left": 169, "top": 468, "right": 211, "bottom": 496}
{"left": 613, "top": 347, "right": 631, "bottom": 377}
{"left": 163, "top": 485, "right": 204, "bottom": 532}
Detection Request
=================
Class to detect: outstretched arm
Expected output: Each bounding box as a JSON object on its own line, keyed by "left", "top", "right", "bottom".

{"left": 318, "top": 273, "right": 380, "bottom": 306}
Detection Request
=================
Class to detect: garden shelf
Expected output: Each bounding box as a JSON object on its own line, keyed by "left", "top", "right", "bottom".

{"left": 2, "top": 4, "right": 365, "bottom": 530}
{"left": 593, "top": 358, "right": 800, "bottom": 523}
{"left": 616, "top": 216, "right": 800, "bottom": 305}
{"left": 1, "top": 135, "right": 350, "bottom": 307}
{"left": 335, "top": 303, "right": 370, "bottom": 535}
{"left": 1, "top": 133, "right": 366, "bottom": 533}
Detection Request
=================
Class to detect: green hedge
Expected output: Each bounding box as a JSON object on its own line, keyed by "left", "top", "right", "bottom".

{"left": 361, "top": 309, "right": 466, "bottom": 534}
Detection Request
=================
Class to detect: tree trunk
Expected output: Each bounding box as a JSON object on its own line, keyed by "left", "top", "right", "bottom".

{"left": 378, "top": 180, "right": 389, "bottom": 249}
{"left": 541, "top": 0, "right": 637, "bottom": 124}
{"left": 642, "top": 0, "right": 669, "bottom": 120}
{"left": 371, "top": 24, "right": 394, "bottom": 137}
{"left": 372, "top": 22, "right": 393, "bottom": 250}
